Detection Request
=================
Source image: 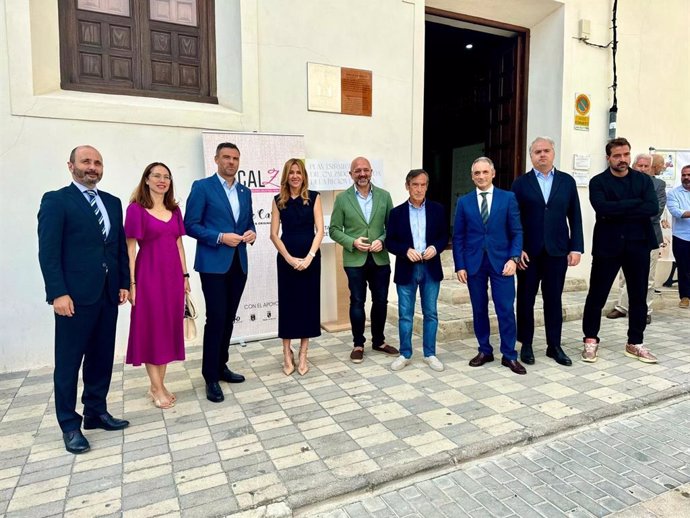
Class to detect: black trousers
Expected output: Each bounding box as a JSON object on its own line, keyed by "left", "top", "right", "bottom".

{"left": 516, "top": 250, "right": 568, "bottom": 349}
{"left": 673, "top": 236, "right": 690, "bottom": 299}
{"left": 54, "top": 291, "right": 118, "bottom": 433}
{"left": 583, "top": 243, "right": 650, "bottom": 345}
{"left": 199, "top": 254, "right": 247, "bottom": 384}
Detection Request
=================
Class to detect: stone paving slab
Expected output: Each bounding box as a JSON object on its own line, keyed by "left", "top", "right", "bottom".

{"left": 0, "top": 304, "right": 687, "bottom": 516}
{"left": 311, "top": 398, "right": 690, "bottom": 518}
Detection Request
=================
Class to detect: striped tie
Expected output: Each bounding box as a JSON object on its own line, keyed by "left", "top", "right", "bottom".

{"left": 85, "top": 190, "right": 107, "bottom": 239}
{"left": 480, "top": 192, "right": 489, "bottom": 224}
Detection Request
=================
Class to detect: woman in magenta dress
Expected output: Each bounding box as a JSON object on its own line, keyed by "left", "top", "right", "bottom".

{"left": 125, "top": 162, "right": 190, "bottom": 409}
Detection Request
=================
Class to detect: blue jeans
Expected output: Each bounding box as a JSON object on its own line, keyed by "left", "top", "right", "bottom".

{"left": 344, "top": 254, "right": 391, "bottom": 347}
{"left": 397, "top": 263, "right": 441, "bottom": 359}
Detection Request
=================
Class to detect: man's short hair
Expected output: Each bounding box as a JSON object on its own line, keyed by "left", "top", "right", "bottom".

{"left": 69, "top": 145, "right": 97, "bottom": 164}
{"left": 406, "top": 169, "right": 429, "bottom": 185}
{"left": 528, "top": 136, "right": 556, "bottom": 154}
{"left": 606, "top": 137, "right": 631, "bottom": 157}
{"left": 682, "top": 164, "right": 690, "bottom": 173}
{"left": 633, "top": 153, "right": 652, "bottom": 164}
{"left": 471, "top": 156, "right": 495, "bottom": 171}
{"left": 215, "top": 142, "right": 240, "bottom": 156}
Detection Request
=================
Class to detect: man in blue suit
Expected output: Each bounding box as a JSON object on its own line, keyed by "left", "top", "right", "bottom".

{"left": 387, "top": 169, "right": 449, "bottom": 372}
{"left": 185, "top": 142, "right": 256, "bottom": 403}
{"left": 453, "top": 157, "right": 526, "bottom": 374}
{"left": 38, "top": 145, "right": 130, "bottom": 454}
{"left": 512, "top": 137, "right": 584, "bottom": 367}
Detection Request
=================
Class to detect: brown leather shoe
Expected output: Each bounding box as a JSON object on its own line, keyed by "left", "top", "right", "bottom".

{"left": 350, "top": 347, "right": 364, "bottom": 364}
{"left": 469, "top": 352, "right": 494, "bottom": 367}
{"left": 501, "top": 357, "right": 527, "bottom": 375}
{"left": 606, "top": 309, "right": 627, "bottom": 319}
{"left": 372, "top": 344, "right": 399, "bottom": 356}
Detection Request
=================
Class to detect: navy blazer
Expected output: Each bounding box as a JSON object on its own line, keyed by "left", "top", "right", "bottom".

{"left": 38, "top": 184, "right": 129, "bottom": 305}
{"left": 386, "top": 199, "right": 449, "bottom": 285}
{"left": 511, "top": 169, "right": 584, "bottom": 257}
{"left": 184, "top": 175, "right": 256, "bottom": 274}
{"left": 453, "top": 188, "right": 523, "bottom": 275}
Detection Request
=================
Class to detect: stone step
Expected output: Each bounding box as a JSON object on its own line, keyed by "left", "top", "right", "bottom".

{"left": 438, "top": 276, "right": 587, "bottom": 304}
{"left": 386, "top": 289, "right": 678, "bottom": 343}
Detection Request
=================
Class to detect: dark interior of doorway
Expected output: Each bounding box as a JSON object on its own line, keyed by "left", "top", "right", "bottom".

{"left": 423, "top": 19, "right": 526, "bottom": 228}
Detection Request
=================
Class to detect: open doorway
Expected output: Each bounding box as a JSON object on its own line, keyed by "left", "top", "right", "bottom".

{"left": 423, "top": 11, "right": 529, "bottom": 227}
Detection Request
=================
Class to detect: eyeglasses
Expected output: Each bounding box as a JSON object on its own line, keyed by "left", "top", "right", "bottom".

{"left": 150, "top": 174, "right": 171, "bottom": 181}
{"left": 352, "top": 168, "right": 372, "bottom": 174}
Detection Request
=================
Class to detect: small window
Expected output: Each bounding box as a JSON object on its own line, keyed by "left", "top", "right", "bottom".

{"left": 59, "top": 0, "right": 217, "bottom": 103}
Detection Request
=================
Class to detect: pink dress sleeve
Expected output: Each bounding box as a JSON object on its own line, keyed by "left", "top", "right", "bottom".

{"left": 124, "top": 203, "right": 144, "bottom": 240}
{"left": 176, "top": 207, "right": 186, "bottom": 237}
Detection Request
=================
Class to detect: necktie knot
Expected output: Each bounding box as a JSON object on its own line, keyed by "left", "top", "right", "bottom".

{"left": 85, "top": 189, "right": 96, "bottom": 199}
{"left": 480, "top": 192, "right": 488, "bottom": 199}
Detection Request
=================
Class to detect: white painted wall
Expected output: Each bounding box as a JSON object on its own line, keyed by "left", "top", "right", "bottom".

{"left": 1, "top": 0, "right": 688, "bottom": 371}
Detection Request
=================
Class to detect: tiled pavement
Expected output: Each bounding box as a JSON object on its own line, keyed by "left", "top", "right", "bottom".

{"left": 312, "top": 398, "right": 690, "bottom": 518}
{"left": 0, "top": 306, "right": 688, "bottom": 517}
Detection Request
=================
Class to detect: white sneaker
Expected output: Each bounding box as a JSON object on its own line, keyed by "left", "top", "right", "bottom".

{"left": 423, "top": 355, "right": 444, "bottom": 372}
{"left": 390, "top": 355, "right": 411, "bottom": 371}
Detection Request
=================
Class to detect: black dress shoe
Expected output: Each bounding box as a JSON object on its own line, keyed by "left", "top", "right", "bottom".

{"left": 520, "top": 344, "right": 535, "bottom": 365}
{"left": 501, "top": 357, "right": 527, "bottom": 375}
{"left": 220, "top": 368, "right": 245, "bottom": 383}
{"left": 63, "top": 429, "right": 90, "bottom": 454}
{"left": 646, "top": 314, "right": 652, "bottom": 325}
{"left": 83, "top": 413, "right": 130, "bottom": 431}
{"left": 469, "top": 352, "right": 494, "bottom": 367}
{"left": 206, "top": 382, "right": 225, "bottom": 403}
{"left": 546, "top": 345, "right": 572, "bottom": 366}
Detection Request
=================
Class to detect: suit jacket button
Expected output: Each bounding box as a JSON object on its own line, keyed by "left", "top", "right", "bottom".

{"left": 102, "top": 263, "right": 107, "bottom": 268}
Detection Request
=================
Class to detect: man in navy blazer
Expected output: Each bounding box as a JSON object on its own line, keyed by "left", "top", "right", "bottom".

{"left": 386, "top": 170, "right": 449, "bottom": 372}
{"left": 38, "top": 145, "right": 130, "bottom": 454}
{"left": 512, "top": 137, "right": 584, "bottom": 367}
{"left": 453, "top": 157, "right": 526, "bottom": 374}
{"left": 185, "top": 142, "right": 256, "bottom": 403}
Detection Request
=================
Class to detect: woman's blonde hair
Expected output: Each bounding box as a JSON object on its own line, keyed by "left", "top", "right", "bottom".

{"left": 276, "top": 158, "right": 310, "bottom": 209}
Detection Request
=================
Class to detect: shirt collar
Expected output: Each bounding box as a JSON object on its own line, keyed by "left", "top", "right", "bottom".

{"left": 476, "top": 185, "right": 494, "bottom": 196}
{"left": 533, "top": 168, "right": 554, "bottom": 178}
{"left": 353, "top": 184, "right": 373, "bottom": 198}
{"left": 73, "top": 181, "right": 96, "bottom": 194}
{"left": 408, "top": 199, "right": 426, "bottom": 209}
{"left": 217, "top": 173, "right": 237, "bottom": 190}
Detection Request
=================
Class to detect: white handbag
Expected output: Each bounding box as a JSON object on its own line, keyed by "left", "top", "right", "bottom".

{"left": 184, "top": 292, "right": 198, "bottom": 342}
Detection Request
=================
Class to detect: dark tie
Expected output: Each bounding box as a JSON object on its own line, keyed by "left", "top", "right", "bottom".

{"left": 85, "top": 190, "right": 107, "bottom": 239}
{"left": 480, "top": 192, "right": 489, "bottom": 224}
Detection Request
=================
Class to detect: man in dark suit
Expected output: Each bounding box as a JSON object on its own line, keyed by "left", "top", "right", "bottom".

{"left": 453, "top": 157, "right": 526, "bottom": 375}
{"left": 386, "top": 169, "right": 448, "bottom": 372}
{"left": 582, "top": 138, "right": 659, "bottom": 363}
{"left": 38, "top": 145, "right": 130, "bottom": 454}
{"left": 185, "top": 142, "right": 256, "bottom": 403}
{"left": 512, "top": 137, "right": 584, "bottom": 367}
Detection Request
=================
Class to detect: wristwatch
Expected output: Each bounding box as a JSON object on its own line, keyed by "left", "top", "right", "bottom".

{"left": 511, "top": 256, "right": 521, "bottom": 264}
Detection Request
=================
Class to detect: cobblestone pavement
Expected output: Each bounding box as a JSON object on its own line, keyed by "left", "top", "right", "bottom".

{"left": 310, "top": 398, "right": 690, "bottom": 518}
{"left": 0, "top": 306, "right": 688, "bottom": 517}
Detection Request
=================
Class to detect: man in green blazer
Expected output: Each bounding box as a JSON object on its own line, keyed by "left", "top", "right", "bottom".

{"left": 330, "top": 156, "right": 399, "bottom": 363}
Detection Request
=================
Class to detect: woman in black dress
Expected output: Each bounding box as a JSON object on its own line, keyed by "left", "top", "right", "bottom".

{"left": 270, "top": 159, "right": 324, "bottom": 375}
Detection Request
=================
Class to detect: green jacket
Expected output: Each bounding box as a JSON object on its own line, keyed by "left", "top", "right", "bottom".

{"left": 329, "top": 185, "right": 393, "bottom": 267}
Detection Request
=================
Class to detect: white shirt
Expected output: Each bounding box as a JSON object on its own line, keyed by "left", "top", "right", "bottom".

{"left": 475, "top": 185, "right": 494, "bottom": 216}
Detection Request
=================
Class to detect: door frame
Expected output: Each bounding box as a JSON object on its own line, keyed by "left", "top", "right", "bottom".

{"left": 425, "top": 7, "right": 530, "bottom": 180}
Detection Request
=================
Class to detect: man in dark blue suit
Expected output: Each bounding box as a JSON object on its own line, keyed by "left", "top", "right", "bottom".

{"left": 386, "top": 169, "right": 449, "bottom": 372}
{"left": 185, "top": 142, "right": 256, "bottom": 403}
{"left": 453, "top": 157, "right": 526, "bottom": 374}
{"left": 38, "top": 145, "right": 130, "bottom": 454}
{"left": 512, "top": 137, "right": 584, "bottom": 366}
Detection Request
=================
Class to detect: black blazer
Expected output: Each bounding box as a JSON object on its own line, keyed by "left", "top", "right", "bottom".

{"left": 511, "top": 169, "right": 584, "bottom": 257}
{"left": 588, "top": 168, "right": 659, "bottom": 257}
{"left": 38, "top": 184, "right": 129, "bottom": 305}
{"left": 386, "top": 199, "right": 449, "bottom": 285}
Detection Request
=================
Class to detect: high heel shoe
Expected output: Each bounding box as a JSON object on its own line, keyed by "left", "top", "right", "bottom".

{"left": 297, "top": 348, "right": 309, "bottom": 376}
{"left": 147, "top": 389, "right": 174, "bottom": 409}
{"left": 283, "top": 350, "right": 295, "bottom": 376}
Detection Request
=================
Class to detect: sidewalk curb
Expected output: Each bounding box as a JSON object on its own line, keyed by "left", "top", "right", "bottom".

{"left": 282, "top": 382, "right": 690, "bottom": 513}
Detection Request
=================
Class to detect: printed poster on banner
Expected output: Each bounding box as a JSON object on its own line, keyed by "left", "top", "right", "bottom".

{"left": 201, "top": 131, "right": 305, "bottom": 343}
{"left": 657, "top": 150, "right": 690, "bottom": 262}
